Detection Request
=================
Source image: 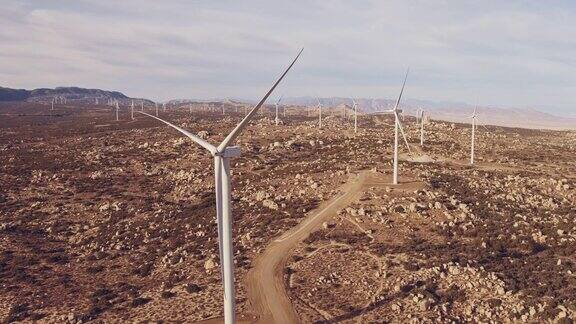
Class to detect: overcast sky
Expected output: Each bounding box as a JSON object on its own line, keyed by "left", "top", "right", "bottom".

{"left": 2, "top": 0, "right": 576, "bottom": 116}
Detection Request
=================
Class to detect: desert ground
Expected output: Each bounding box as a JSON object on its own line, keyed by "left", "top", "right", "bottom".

{"left": 1, "top": 102, "right": 575, "bottom": 323}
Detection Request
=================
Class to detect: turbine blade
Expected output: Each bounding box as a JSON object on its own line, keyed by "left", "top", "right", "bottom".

{"left": 394, "top": 68, "right": 410, "bottom": 110}
{"left": 395, "top": 111, "right": 412, "bottom": 155}
{"left": 371, "top": 109, "right": 395, "bottom": 115}
{"left": 218, "top": 48, "right": 303, "bottom": 151}
{"left": 137, "top": 111, "right": 217, "bottom": 155}
{"left": 277, "top": 95, "right": 283, "bottom": 105}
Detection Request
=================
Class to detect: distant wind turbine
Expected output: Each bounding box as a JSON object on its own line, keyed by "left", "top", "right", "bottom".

{"left": 469, "top": 106, "right": 478, "bottom": 165}
{"left": 275, "top": 95, "right": 283, "bottom": 125}
{"left": 317, "top": 98, "right": 322, "bottom": 129}
{"left": 373, "top": 68, "right": 412, "bottom": 185}
{"left": 352, "top": 99, "right": 358, "bottom": 133}
{"left": 420, "top": 109, "right": 425, "bottom": 146}
{"left": 115, "top": 101, "right": 119, "bottom": 121}
{"left": 136, "top": 48, "right": 303, "bottom": 324}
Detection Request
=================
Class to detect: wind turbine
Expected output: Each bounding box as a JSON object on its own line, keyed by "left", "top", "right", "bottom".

{"left": 155, "top": 103, "right": 159, "bottom": 116}
{"left": 141, "top": 101, "right": 144, "bottom": 112}
{"left": 317, "top": 98, "right": 322, "bottom": 129}
{"left": 352, "top": 99, "right": 358, "bottom": 133}
{"left": 163, "top": 103, "right": 166, "bottom": 112}
{"left": 420, "top": 109, "right": 425, "bottom": 146}
{"left": 415, "top": 107, "right": 422, "bottom": 125}
{"left": 469, "top": 106, "right": 478, "bottom": 165}
{"left": 275, "top": 95, "right": 283, "bottom": 125}
{"left": 374, "top": 69, "right": 412, "bottom": 185}
{"left": 115, "top": 101, "right": 119, "bottom": 121}
{"left": 136, "top": 48, "right": 303, "bottom": 324}
{"left": 131, "top": 100, "right": 134, "bottom": 120}
{"left": 51, "top": 98, "right": 55, "bottom": 111}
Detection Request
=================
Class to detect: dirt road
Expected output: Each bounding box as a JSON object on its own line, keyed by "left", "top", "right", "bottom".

{"left": 245, "top": 170, "right": 423, "bottom": 323}
{"left": 245, "top": 171, "right": 368, "bottom": 323}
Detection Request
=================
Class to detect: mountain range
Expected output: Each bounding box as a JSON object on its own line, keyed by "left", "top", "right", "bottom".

{"left": 1, "top": 86, "right": 573, "bottom": 130}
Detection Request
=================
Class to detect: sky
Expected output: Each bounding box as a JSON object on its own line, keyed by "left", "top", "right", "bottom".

{"left": 1, "top": 0, "right": 576, "bottom": 117}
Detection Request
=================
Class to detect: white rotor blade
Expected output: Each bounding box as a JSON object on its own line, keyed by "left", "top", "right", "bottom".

{"left": 370, "top": 109, "right": 395, "bottom": 115}
{"left": 394, "top": 68, "right": 410, "bottom": 110}
{"left": 395, "top": 111, "right": 412, "bottom": 155}
{"left": 218, "top": 48, "right": 303, "bottom": 151}
{"left": 276, "top": 95, "right": 283, "bottom": 105}
{"left": 137, "top": 111, "right": 217, "bottom": 155}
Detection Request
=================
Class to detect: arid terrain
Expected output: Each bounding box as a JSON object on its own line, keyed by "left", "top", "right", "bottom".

{"left": 1, "top": 102, "right": 575, "bottom": 323}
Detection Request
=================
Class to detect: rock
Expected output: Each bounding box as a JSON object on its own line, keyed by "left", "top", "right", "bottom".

{"left": 419, "top": 299, "right": 432, "bottom": 311}
{"left": 99, "top": 203, "right": 110, "bottom": 212}
{"left": 255, "top": 191, "right": 269, "bottom": 202}
{"left": 262, "top": 199, "right": 279, "bottom": 210}
{"left": 197, "top": 130, "right": 210, "bottom": 139}
{"left": 185, "top": 283, "right": 202, "bottom": 294}
{"left": 204, "top": 258, "right": 217, "bottom": 270}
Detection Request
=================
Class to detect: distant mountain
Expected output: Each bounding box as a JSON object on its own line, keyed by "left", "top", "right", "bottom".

{"left": 0, "top": 86, "right": 131, "bottom": 104}
{"left": 278, "top": 96, "right": 576, "bottom": 130}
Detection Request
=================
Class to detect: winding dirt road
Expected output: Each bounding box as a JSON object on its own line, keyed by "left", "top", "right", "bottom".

{"left": 245, "top": 171, "right": 423, "bottom": 323}
{"left": 245, "top": 171, "right": 368, "bottom": 323}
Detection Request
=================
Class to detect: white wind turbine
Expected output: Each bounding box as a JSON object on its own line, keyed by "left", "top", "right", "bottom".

{"left": 155, "top": 103, "right": 159, "bottom": 116}
{"left": 51, "top": 98, "right": 55, "bottom": 111}
{"left": 351, "top": 98, "right": 358, "bottom": 133}
{"left": 419, "top": 109, "right": 425, "bottom": 146}
{"left": 316, "top": 98, "right": 322, "bottom": 129}
{"left": 374, "top": 69, "right": 412, "bottom": 185}
{"left": 131, "top": 100, "right": 135, "bottom": 120}
{"left": 115, "top": 101, "right": 119, "bottom": 121}
{"left": 141, "top": 101, "right": 144, "bottom": 112}
{"left": 275, "top": 95, "right": 283, "bottom": 125}
{"left": 415, "top": 107, "right": 422, "bottom": 125}
{"left": 136, "top": 48, "right": 303, "bottom": 324}
{"left": 469, "top": 106, "right": 478, "bottom": 165}
{"left": 163, "top": 103, "right": 166, "bottom": 112}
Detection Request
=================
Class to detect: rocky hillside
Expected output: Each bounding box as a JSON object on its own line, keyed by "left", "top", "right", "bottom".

{"left": 0, "top": 86, "right": 129, "bottom": 104}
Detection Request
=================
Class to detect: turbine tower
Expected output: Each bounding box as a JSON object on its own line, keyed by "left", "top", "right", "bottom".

{"left": 317, "top": 98, "right": 322, "bottom": 129}
{"left": 155, "top": 103, "right": 159, "bottom": 116}
{"left": 131, "top": 100, "right": 134, "bottom": 120}
{"left": 420, "top": 109, "right": 425, "bottom": 146}
{"left": 115, "top": 101, "right": 119, "bottom": 121}
{"left": 275, "top": 96, "right": 283, "bottom": 125}
{"left": 141, "top": 101, "right": 144, "bottom": 112}
{"left": 51, "top": 98, "right": 55, "bottom": 111}
{"left": 415, "top": 107, "right": 422, "bottom": 125}
{"left": 352, "top": 99, "right": 358, "bottom": 133}
{"left": 136, "top": 48, "right": 303, "bottom": 324}
{"left": 375, "top": 69, "right": 412, "bottom": 185}
{"left": 470, "top": 106, "right": 478, "bottom": 165}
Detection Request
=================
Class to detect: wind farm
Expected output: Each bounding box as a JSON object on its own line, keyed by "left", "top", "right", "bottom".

{"left": 1, "top": 1, "right": 576, "bottom": 323}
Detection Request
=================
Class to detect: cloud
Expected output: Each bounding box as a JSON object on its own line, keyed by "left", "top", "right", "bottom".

{"left": 0, "top": 0, "right": 575, "bottom": 116}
